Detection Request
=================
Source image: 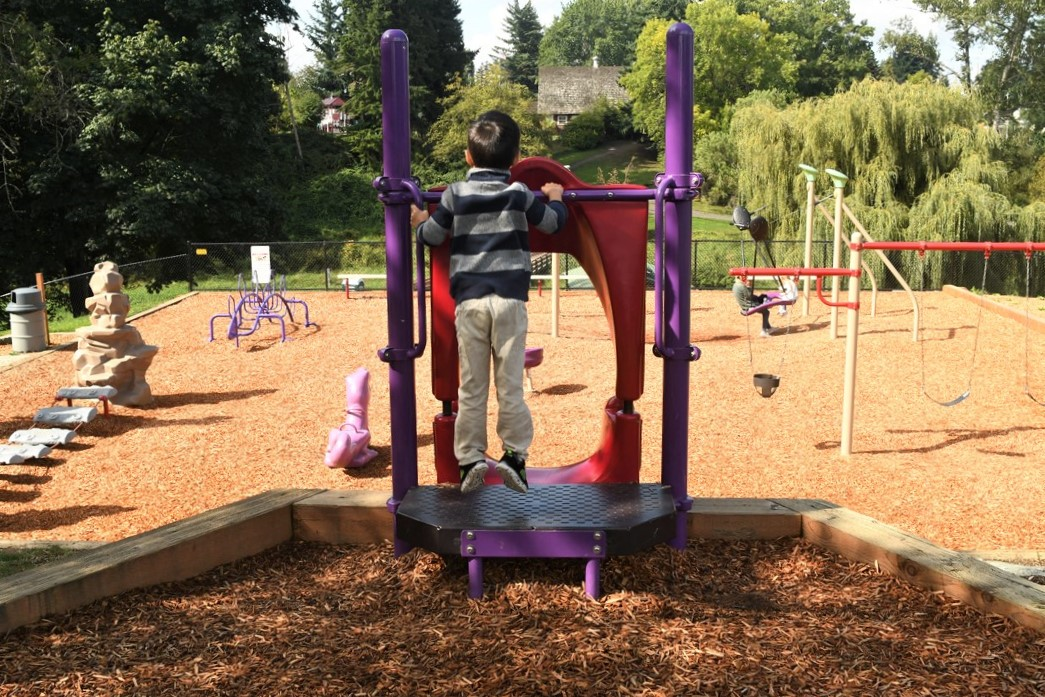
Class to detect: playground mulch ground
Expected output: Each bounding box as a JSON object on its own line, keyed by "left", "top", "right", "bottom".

{"left": 2, "top": 289, "right": 1045, "bottom": 693}
{"left": 4, "top": 539, "right": 1044, "bottom": 695}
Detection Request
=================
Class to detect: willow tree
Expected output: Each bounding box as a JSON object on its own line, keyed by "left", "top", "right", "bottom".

{"left": 732, "top": 79, "right": 1045, "bottom": 289}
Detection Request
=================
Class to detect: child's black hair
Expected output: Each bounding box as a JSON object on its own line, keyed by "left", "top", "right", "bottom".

{"left": 467, "top": 110, "right": 521, "bottom": 169}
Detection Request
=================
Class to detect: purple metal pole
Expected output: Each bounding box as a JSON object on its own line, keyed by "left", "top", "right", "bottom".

{"left": 585, "top": 559, "right": 601, "bottom": 598}
{"left": 468, "top": 558, "right": 483, "bottom": 598}
{"left": 380, "top": 29, "right": 419, "bottom": 555}
{"left": 662, "top": 23, "right": 695, "bottom": 548}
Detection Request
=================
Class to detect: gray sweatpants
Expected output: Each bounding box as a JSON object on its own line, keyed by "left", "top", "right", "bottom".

{"left": 453, "top": 295, "right": 532, "bottom": 465}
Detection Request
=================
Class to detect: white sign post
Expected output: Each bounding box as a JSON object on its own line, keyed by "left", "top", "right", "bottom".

{"left": 250, "top": 245, "right": 272, "bottom": 285}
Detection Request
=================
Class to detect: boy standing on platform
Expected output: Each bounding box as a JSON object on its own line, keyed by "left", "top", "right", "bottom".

{"left": 411, "top": 110, "right": 567, "bottom": 493}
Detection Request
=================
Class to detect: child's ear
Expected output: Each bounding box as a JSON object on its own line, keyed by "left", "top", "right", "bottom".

{"left": 513, "top": 150, "right": 522, "bottom": 165}
{"left": 465, "top": 149, "right": 475, "bottom": 167}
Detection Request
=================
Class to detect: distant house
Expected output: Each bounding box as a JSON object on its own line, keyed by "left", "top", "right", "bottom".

{"left": 319, "top": 96, "right": 347, "bottom": 133}
{"left": 537, "top": 61, "right": 629, "bottom": 127}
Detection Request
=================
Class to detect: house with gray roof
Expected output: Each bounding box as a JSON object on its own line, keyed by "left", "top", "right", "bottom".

{"left": 537, "top": 62, "right": 629, "bottom": 127}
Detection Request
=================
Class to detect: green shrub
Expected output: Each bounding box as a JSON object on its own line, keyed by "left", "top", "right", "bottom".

{"left": 282, "top": 168, "right": 384, "bottom": 241}
{"left": 560, "top": 110, "right": 605, "bottom": 151}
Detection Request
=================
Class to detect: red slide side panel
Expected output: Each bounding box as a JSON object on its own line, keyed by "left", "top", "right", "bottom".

{"left": 512, "top": 157, "right": 648, "bottom": 400}
{"left": 425, "top": 185, "right": 459, "bottom": 403}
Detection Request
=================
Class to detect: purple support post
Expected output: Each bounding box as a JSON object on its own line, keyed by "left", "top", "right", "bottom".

{"left": 662, "top": 23, "right": 695, "bottom": 548}
{"left": 379, "top": 29, "right": 420, "bottom": 555}
{"left": 468, "top": 558, "right": 484, "bottom": 598}
{"left": 585, "top": 559, "right": 601, "bottom": 598}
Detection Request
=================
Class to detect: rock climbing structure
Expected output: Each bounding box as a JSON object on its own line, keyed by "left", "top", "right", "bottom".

{"left": 72, "top": 261, "right": 158, "bottom": 407}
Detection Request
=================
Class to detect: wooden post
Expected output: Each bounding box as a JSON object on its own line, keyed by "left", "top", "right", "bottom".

{"left": 841, "top": 232, "right": 862, "bottom": 457}
{"left": 34, "top": 272, "right": 50, "bottom": 347}
{"left": 551, "top": 252, "right": 560, "bottom": 338}
{"left": 798, "top": 164, "right": 818, "bottom": 317}
{"left": 825, "top": 169, "right": 848, "bottom": 340}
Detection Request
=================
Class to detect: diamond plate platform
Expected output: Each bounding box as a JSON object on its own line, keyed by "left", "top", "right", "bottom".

{"left": 395, "top": 483, "right": 677, "bottom": 557}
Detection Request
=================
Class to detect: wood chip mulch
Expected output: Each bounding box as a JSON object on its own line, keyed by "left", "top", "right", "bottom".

{"left": 1, "top": 290, "right": 1045, "bottom": 693}
{"left": 2, "top": 539, "right": 1044, "bottom": 696}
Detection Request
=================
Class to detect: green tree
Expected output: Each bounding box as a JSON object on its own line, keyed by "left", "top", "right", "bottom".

{"left": 539, "top": 0, "right": 648, "bottom": 67}
{"left": 974, "top": 1, "right": 1044, "bottom": 126}
{"left": 279, "top": 66, "right": 325, "bottom": 129}
{"left": 913, "top": 0, "right": 982, "bottom": 87}
{"left": 622, "top": 1, "right": 797, "bottom": 150}
{"left": 879, "top": 18, "right": 943, "bottom": 83}
{"left": 1010, "top": 20, "right": 1045, "bottom": 130}
{"left": 915, "top": 1, "right": 1044, "bottom": 128}
{"left": 688, "top": 0, "right": 797, "bottom": 115}
{"left": 737, "top": 0, "right": 877, "bottom": 98}
{"left": 0, "top": 0, "right": 294, "bottom": 313}
{"left": 621, "top": 18, "right": 671, "bottom": 149}
{"left": 559, "top": 97, "right": 630, "bottom": 150}
{"left": 339, "top": 0, "right": 473, "bottom": 166}
{"left": 640, "top": 0, "right": 694, "bottom": 21}
{"left": 0, "top": 7, "right": 95, "bottom": 306}
{"left": 423, "top": 64, "right": 554, "bottom": 173}
{"left": 491, "top": 0, "right": 543, "bottom": 93}
{"left": 303, "top": 0, "right": 345, "bottom": 96}
{"left": 1029, "top": 154, "right": 1045, "bottom": 201}
{"left": 79, "top": 2, "right": 293, "bottom": 258}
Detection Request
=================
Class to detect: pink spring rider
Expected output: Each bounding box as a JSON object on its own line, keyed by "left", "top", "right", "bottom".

{"left": 324, "top": 367, "right": 378, "bottom": 469}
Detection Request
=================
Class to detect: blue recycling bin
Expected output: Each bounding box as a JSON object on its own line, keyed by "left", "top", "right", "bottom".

{"left": 6, "top": 287, "right": 47, "bottom": 353}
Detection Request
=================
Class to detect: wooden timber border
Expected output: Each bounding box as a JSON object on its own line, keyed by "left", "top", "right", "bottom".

{"left": 942, "top": 284, "right": 1045, "bottom": 335}
{"left": 2, "top": 490, "right": 1043, "bottom": 635}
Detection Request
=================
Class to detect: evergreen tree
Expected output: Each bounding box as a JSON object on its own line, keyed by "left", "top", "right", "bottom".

{"left": 491, "top": 0, "right": 543, "bottom": 93}
{"left": 339, "top": 0, "right": 473, "bottom": 166}
{"left": 304, "top": 0, "right": 345, "bottom": 96}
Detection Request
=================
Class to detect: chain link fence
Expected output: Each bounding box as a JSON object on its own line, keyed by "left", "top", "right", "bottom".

{"left": 4, "top": 239, "right": 1043, "bottom": 333}
{"left": 184, "top": 240, "right": 841, "bottom": 293}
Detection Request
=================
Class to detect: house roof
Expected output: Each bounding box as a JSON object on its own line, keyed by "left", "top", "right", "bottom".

{"left": 322, "top": 96, "right": 344, "bottom": 108}
{"left": 537, "top": 66, "right": 628, "bottom": 115}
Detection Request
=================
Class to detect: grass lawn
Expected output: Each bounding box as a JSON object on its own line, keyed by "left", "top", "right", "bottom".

{"left": 556, "top": 141, "right": 662, "bottom": 185}
{"left": 0, "top": 546, "right": 78, "bottom": 579}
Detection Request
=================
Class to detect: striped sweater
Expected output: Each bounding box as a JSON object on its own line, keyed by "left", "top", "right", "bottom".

{"left": 417, "top": 168, "right": 567, "bottom": 304}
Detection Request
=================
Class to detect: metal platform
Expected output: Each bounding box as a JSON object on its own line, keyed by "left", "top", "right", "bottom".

{"left": 395, "top": 483, "right": 677, "bottom": 597}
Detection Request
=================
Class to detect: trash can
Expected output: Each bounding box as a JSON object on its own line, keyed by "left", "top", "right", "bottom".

{"left": 6, "top": 287, "right": 47, "bottom": 353}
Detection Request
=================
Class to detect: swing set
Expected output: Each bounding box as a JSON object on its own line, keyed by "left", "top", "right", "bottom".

{"left": 731, "top": 204, "right": 800, "bottom": 318}
{"left": 733, "top": 236, "right": 1045, "bottom": 456}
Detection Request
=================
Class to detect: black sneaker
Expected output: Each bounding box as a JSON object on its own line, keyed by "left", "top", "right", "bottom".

{"left": 496, "top": 451, "right": 528, "bottom": 493}
{"left": 459, "top": 461, "right": 488, "bottom": 494}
